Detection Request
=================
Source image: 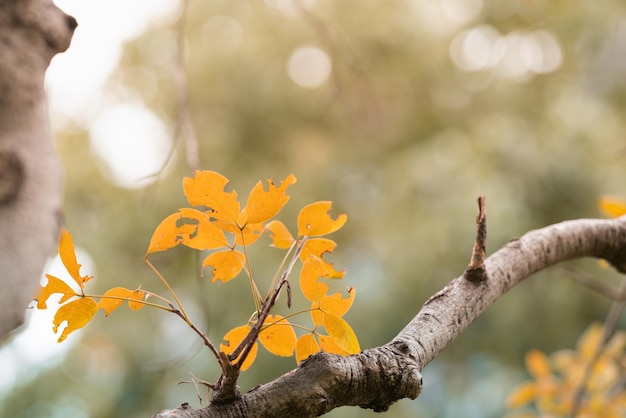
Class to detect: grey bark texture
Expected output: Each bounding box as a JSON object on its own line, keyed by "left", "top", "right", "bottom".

{"left": 0, "top": 0, "right": 76, "bottom": 340}
{"left": 153, "top": 217, "right": 626, "bottom": 417}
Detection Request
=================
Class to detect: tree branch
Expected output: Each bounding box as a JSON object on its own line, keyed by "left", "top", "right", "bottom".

{"left": 153, "top": 216, "right": 626, "bottom": 417}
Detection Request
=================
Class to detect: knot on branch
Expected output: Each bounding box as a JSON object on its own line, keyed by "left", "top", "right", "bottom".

{"left": 465, "top": 195, "right": 487, "bottom": 283}
{"left": 0, "top": 149, "right": 24, "bottom": 204}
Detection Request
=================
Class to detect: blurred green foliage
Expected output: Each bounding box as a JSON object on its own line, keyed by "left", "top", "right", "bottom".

{"left": 3, "top": 0, "right": 626, "bottom": 417}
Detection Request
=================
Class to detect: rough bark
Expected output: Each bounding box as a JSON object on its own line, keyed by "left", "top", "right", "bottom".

{"left": 153, "top": 216, "right": 626, "bottom": 417}
{"left": 0, "top": 0, "right": 76, "bottom": 339}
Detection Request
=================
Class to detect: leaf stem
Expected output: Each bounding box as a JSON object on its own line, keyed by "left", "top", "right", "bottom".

{"left": 144, "top": 257, "right": 190, "bottom": 323}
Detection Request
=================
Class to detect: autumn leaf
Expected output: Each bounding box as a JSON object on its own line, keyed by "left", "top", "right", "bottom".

{"left": 295, "top": 334, "right": 320, "bottom": 363}
{"left": 323, "top": 313, "right": 360, "bottom": 354}
{"left": 300, "top": 255, "right": 330, "bottom": 302}
{"left": 525, "top": 349, "right": 552, "bottom": 379}
{"left": 57, "top": 227, "right": 91, "bottom": 290}
{"left": 297, "top": 201, "right": 347, "bottom": 237}
{"left": 52, "top": 297, "right": 98, "bottom": 342}
{"left": 258, "top": 314, "right": 297, "bottom": 356}
{"left": 240, "top": 174, "right": 297, "bottom": 225}
{"left": 36, "top": 274, "right": 79, "bottom": 309}
{"left": 98, "top": 287, "right": 146, "bottom": 316}
{"left": 183, "top": 171, "right": 241, "bottom": 223}
{"left": 598, "top": 196, "right": 626, "bottom": 218}
{"left": 318, "top": 334, "right": 350, "bottom": 356}
{"left": 202, "top": 250, "right": 245, "bottom": 282}
{"left": 146, "top": 208, "right": 227, "bottom": 255}
{"left": 265, "top": 220, "right": 295, "bottom": 249}
{"left": 221, "top": 325, "right": 257, "bottom": 371}
{"left": 505, "top": 381, "right": 537, "bottom": 409}
{"left": 300, "top": 238, "right": 345, "bottom": 278}
{"left": 311, "top": 288, "right": 356, "bottom": 326}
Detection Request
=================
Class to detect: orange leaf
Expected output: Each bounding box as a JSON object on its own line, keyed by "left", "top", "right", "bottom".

{"left": 258, "top": 314, "right": 297, "bottom": 356}
{"left": 177, "top": 208, "right": 228, "bottom": 250}
{"left": 36, "top": 274, "right": 79, "bottom": 309}
{"left": 52, "top": 297, "right": 98, "bottom": 342}
{"left": 98, "top": 287, "right": 146, "bottom": 316}
{"left": 577, "top": 322, "right": 603, "bottom": 360}
{"left": 310, "top": 301, "right": 323, "bottom": 326}
{"left": 297, "top": 201, "right": 347, "bottom": 237}
{"left": 265, "top": 220, "right": 295, "bottom": 249}
{"left": 318, "top": 334, "right": 349, "bottom": 356}
{"left": 505, "top": 381, "right": 537, "bottom": 409}
{"left": 236, "top": 222, "right": 265, "bottom": 246}
{"left": 221, "top": 325, "right": 257, "bottom": 371}
{"left": 202, "top": 250, "right": 245, "bottom": 282}
{"left": 300, "top": 255, "right": 329, "bottom": 302}
{"left": 320, "top": 287, "right": 355, "bottom": 318}
{"left": 525, "top": 349, "right": 551, "bottom": 378}
{"left": 295, "top": 334, "right": 320, "bottom": 363}
{"left": 240, "top": 174, "right": 297, "bottom": 225}
{"left": 58, "top": 228, "right": 91, "bottom": 289}
{"left": 183, "top": 171, "right": 241, "bottom": 223}
{"left": 323, "top": 313, "right": 360, "bottom": 354}
{"left": 146, "top": 212, "right": 197, "bottom": 254}
{"left": 599, "top": 196, "right": 626, "bottom": 218}
{"left": 300, "top": 238, "right": 344, "bottom": 278}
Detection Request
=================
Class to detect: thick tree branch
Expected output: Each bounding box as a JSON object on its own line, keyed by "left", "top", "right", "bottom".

{"left": 0, "top": 0, "right": 76, "bottom": 339}
{"left": 154, "top": 216, "right": 626, "bottom": 417}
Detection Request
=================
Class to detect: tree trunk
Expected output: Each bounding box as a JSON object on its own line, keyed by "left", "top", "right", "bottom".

{"left": 0, "top": 0, "right": 76, "bottom": 339}
{"left": 153, "top": 217, "right": 626, "bottom": 417}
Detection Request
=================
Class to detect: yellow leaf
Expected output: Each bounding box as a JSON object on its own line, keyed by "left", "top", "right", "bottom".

{"left": 300, "top": 255, "right": 329, "bottom": 302}
{"left": 265, "top": 220, "right": 295, "bottom": 249}
{"left": 577, "top": 322, "right": 603, "bottom": 360}
{"left": 221, "top": 325, "right": 257, "bottom": 371}
{"left": 183, "top": 171, "right": 241, "bottom": 223}
{"left": 318, "top": 334, "right": 349, "bottom": 356}
{"left": 300, "top": 238, "right": 344, "bottom": 278}
{"left": 505, "top": 381, "right": 537, "bottom": 409}
{"left": 202, "top": 250, "right": 245, "bottom": 282}
{"left": 98, "top": 287, "right": 146, "bottom": 316}
{"left": 52, "top": 297, "right": 98, "bottom": 342}
{"left": 295, "top": 334, "right": 320, "bottom": 363}
{"left": 323, "top": 313, "right": 360, "bottom": 354}
{"left": 240, "top": 174, "right": 297, "bottom": 225}
{"left": 258, "top": 314, "right": 297, "bottom": 356}
{"left": 58, "top": 228, "right": 91, "bottom": 289}
{"left": 320, "top": 288, "right": 356, "bottom": 318}
{"left": 235, "top": 222, "right": 264, "bottom": 246}
{"left": 525, "top": 349, "right": 551, "bottom": 378}
{"left": 146, "top": 212, "right": 197, "bottom": 254}
{"left": 598, "top": 196, "right": 626, "bottom": 218}
{"left": 297, "top": 201, "right": 347, "bottom": 237}
{"left": 36, "top": 274, "right": 79, "bottom": 309}
{"left": 310, "top": 301, "right": 323, "bottom": 326}
{"left": 177, "top": 208, "right": 228, "bottom": 250}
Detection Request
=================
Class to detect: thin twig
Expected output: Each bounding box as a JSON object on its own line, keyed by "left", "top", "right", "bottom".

{"left": 562, "top": 267, "right": 626, "bottom": 301}
{"left": 173, "top": 0, "right": 200, "bottom": 171}
{"left": 465, "top": 195, "right": 487, "bottom": 282}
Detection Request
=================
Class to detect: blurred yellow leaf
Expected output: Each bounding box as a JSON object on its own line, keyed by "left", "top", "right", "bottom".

{"left": 300, "top": 238, "right": 344, "bottom": 278}
{"left": 98, "top": 287, "right": 146, "bottom": 316}
{"left": 323, "top": 314, "right": 360, "bottom": 354}
{"left": 240, "top": 174, "right": 296, "bottom": 225}
{"left": 52, "top": 297, "right": 98, "bottom": 343}
{"left": 300, "top": 255, "right": 329, "bottom": 302}
{"left": 221, "top": 325, "right": 257, "bottom": 371}
{"left": 577, "top": 322, "right": 603, "bottom": 360}
{"left": 258, "top": 314, "right": 296, "bottom": 356}
{"left": 525, "top": 349, "right": 552, "bottom": 379}
{"left": 183, "top": 171, "right": 241, "bottom": 223}
{"left": 58, "top": 227, "right": 91, "bottom": 289}
{"left": 297, "top": 201, "right": 347, "bottom": 237}
{"left": 505, "top": 381, "right": 537, "bottom": 409}
{"left": 295, "top": 334, "right": 320, "bottom": 363}
{"left": 36, "top": 274, "right": 79, "bottom": 309}
{"left": 265, "top": 220, "right": 295, "bottom": 249}
{"left": 598, "top": 196, "right": 626, "bottom": 218}
{"left": 202, "top": 250, "right": 245, "bottom": 282}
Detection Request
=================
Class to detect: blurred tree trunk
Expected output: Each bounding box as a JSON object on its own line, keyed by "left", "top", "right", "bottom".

{"left": 0, "top": 0, "right": 75, "bottom": 339}
{"left": 153, "top": 217, "right": 626, "bottom": 417}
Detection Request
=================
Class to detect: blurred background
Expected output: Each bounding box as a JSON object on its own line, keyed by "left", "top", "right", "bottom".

{"left": 2, "top": 0, "right": 626, "bottom": 417}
